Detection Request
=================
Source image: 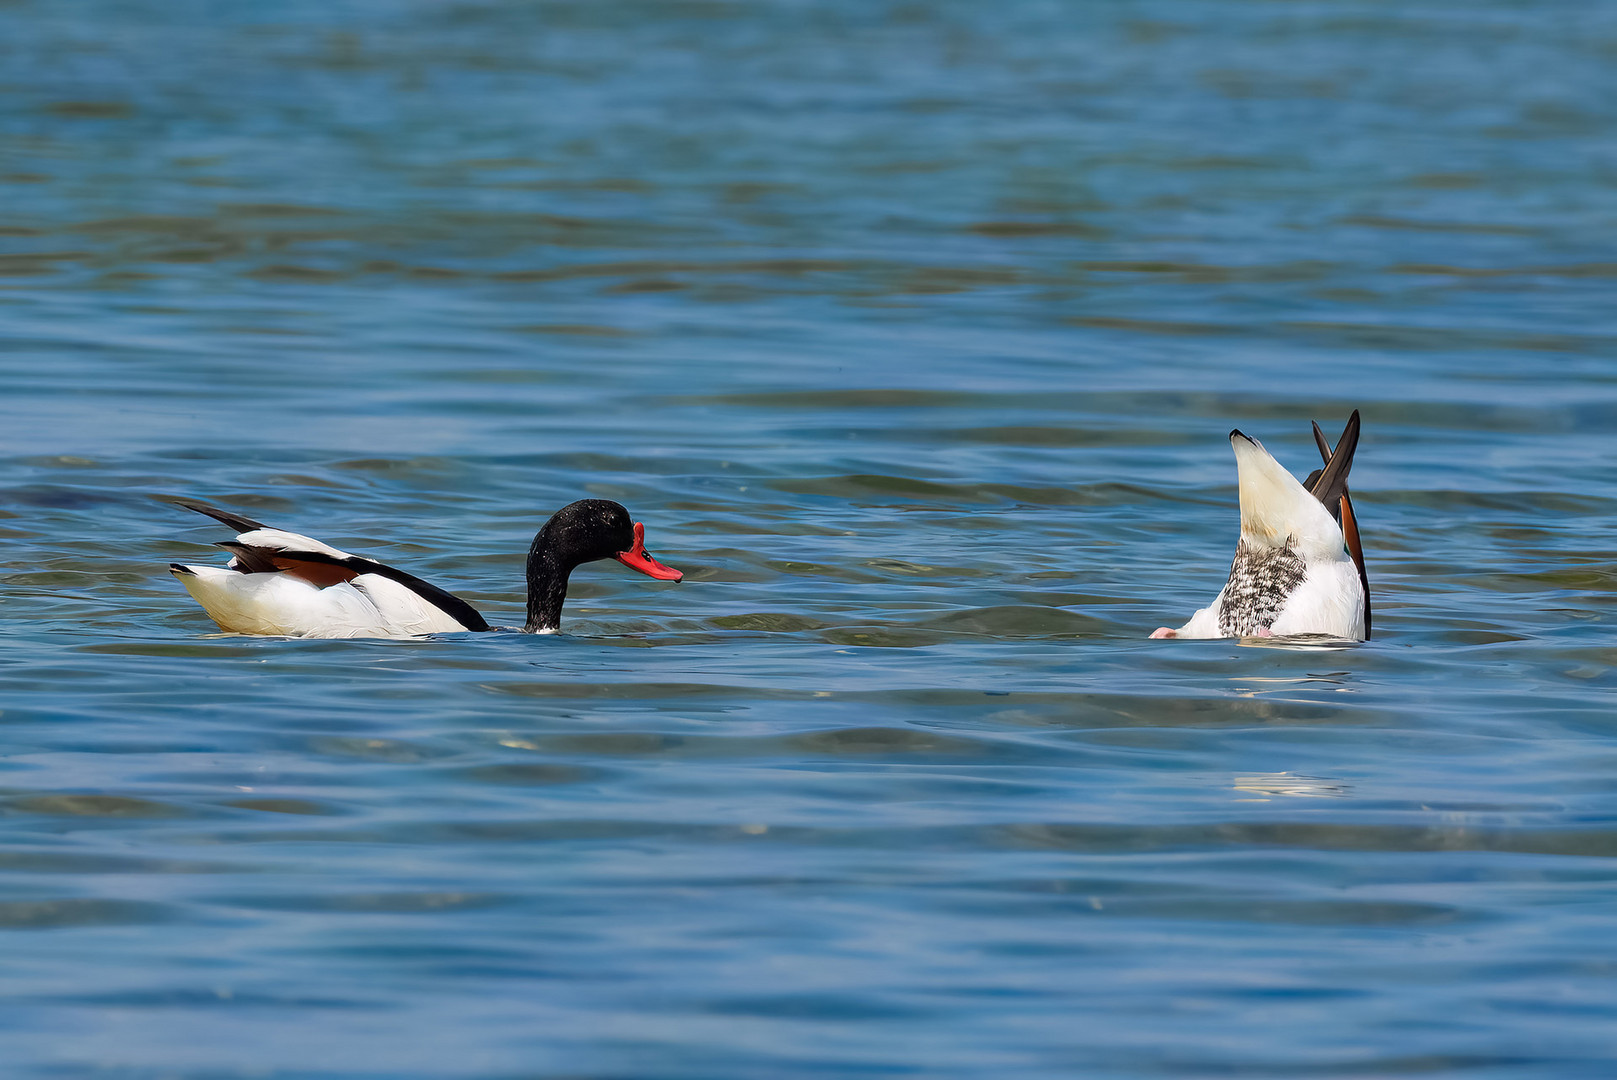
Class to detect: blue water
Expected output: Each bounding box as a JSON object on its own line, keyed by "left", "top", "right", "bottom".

{"left": 3, "top": 2, "right": 1616, "bottom": 1076}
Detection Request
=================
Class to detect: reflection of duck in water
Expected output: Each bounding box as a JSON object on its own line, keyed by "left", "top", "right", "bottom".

{"left": 168, "top": 498, "right": 682, "bottom": 638}
{"left": 1152, "top": 411, "right": 1370, "bottom": 641}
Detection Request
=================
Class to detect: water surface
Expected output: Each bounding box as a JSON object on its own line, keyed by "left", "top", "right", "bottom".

{"left": 2, "top": 1, "right": 1616, "bottom": 1077}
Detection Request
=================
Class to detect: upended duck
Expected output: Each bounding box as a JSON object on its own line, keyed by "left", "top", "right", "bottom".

{"left": 167, "top": 497, "right": 683, "bottom": 638}
{"left": 1151, "top": 411, "right": 1370, "bottom": 641}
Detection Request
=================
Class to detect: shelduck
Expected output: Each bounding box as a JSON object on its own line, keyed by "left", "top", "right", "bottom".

{"left": 1151, "top": 411, "right": 1370, "bottom": 641}
{"left": 167, "top": 497, "right": 683, "bottom": 638}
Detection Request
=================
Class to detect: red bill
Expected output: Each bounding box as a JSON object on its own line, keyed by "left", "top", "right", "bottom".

{"left": 613, "top": 521, "right": 683, "bottom": 581}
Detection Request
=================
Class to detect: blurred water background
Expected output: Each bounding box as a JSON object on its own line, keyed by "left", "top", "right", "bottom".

{"left": 2, "top": 1, "right": 1616, "bottom": 1076}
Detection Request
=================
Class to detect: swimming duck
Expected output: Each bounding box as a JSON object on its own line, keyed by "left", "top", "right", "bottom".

{"left": 1151, "top": 411, "right": 1369, "bottom": 641}
{"left": 167, "top": 497, "right": 683, "bottom": 638}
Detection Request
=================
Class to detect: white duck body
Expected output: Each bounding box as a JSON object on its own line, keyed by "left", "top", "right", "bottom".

{"left": 1155, "top": 423, "right": 1366, "bottom": 641}
{"left": 171, "top": 525, "right": 479, "bottom": 639}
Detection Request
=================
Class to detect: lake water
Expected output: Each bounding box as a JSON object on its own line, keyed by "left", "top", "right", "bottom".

{"left": 2, "top": 1, "right": 1615, "bottom": 1076}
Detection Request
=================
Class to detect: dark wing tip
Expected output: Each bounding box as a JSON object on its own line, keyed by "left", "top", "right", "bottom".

{"left": 216, "top": 541, "right": 280, "bottom": 575}
{"left": 343, "top": 557, "right": 492, "bottom": 633}
{"left": 1307, "top": 412, "right": 1361, "bottom": 511}
{"left": 169, "top": 563, "right": 194, "bottom": 576}
{"left": 1307, "top": 412, "right": 1371, "bottom": 638}
{"left": 1229, "top": 428, "right": 1252, "bottom": 444}
{"left": 158, "top": 495, "right": 269, "bottom": 533}
{"left": 1311, "top": 421, "right": 1331, "bottom": 464}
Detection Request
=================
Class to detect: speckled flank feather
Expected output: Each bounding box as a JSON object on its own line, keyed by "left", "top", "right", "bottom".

{"left": 1217, "top": 539, "right": 1307, "bottom": 637}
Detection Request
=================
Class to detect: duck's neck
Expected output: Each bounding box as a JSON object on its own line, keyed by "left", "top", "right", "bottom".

{"left": 523, "top": 543, "right": 572, "bottom": 633}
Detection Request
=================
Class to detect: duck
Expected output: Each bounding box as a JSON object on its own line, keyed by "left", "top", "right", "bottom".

{"left": 1151, "top": 411, "right": 1370, "bottom": 641}
{"left": 166, "top": 497, "right": 683, "bottom": 638}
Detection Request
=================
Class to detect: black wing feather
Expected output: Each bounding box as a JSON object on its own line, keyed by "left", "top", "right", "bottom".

{"left": 217, "top": 541, "right": 281, "bottom": 574}
{"left": 348, "top": 557, "right": 491, "bottom": 633}
{"left": 1309, "top": 412, "right": 1371, "bottom": 639}
{"left": 163, "top": 496, "right": 269, "bottom": 533}
{"left": 1305, "top": 409, "right": 1359, "bottom": 511}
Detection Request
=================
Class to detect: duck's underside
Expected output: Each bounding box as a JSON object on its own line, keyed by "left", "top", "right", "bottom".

{"left": 1153, "top": 412, "right": 1370, "bottom": 642}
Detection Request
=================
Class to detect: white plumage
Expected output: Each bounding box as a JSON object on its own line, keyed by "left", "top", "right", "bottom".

{"left": 171, "top": 529, "right": 476, "bottom": 639}
{"left": 1152, "top": 413, "right": 1368, "bottom": 641}
{"left": 171, "top": 566, "right": 470, "bottom": 639}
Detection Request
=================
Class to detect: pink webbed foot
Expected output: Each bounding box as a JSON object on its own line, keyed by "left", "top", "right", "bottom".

{"left": 1150, "top": 627, "right": 1177, "bottom": 639}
